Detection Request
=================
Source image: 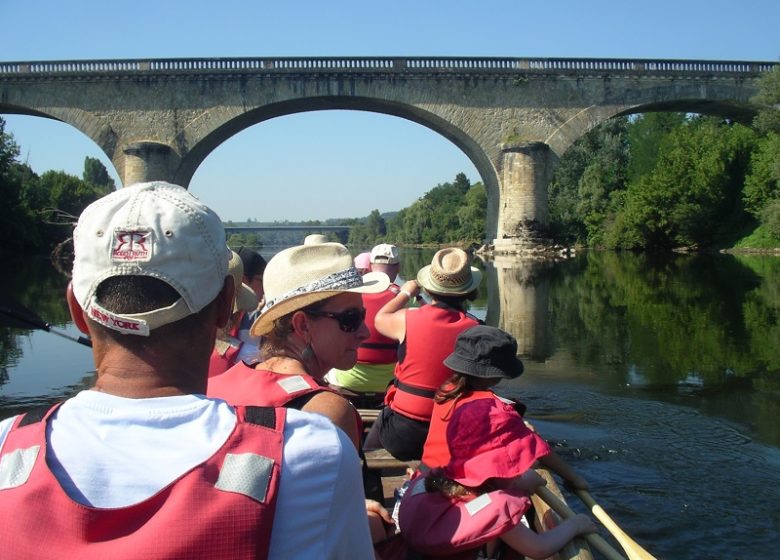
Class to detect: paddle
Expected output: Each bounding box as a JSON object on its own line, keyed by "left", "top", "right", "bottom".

{"left": 535, "top": 485, "right": 627, "bottom": 560}
{"left": 573, "top": 490, "right": 658, "bottom": 560}
{"left": 0, "top": 299, "right": 92, "bottom": 348}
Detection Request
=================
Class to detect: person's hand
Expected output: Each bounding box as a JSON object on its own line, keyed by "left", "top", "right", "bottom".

{"left": 400, "top": 280, "right": 419, "bottom": 298}
{"left": 365, "top": 499, "right": 393, "bottom": 523}
{"left": 366, "top": 499, "right": 396, "bottom": 540}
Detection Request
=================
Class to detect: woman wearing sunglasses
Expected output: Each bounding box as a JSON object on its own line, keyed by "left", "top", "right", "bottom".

{"left": 208, "top": 242, "right": 398, "bottom": 548}
{"left": 208, "top": 242, "right": 389, "bottom": 451}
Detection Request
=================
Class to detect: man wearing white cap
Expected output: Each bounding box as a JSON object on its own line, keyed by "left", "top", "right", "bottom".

{"left": 0, "top": 182, "right": 373, "bottom": 558}
{"left": 327, "top": 243, "right": 406, "bottom": 409}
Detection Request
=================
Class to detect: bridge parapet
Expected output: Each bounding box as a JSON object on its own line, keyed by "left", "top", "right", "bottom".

{"left": 0, "top": 56, "right": 775, "bottom": 77}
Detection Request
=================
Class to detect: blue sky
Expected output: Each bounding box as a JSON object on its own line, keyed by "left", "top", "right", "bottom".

{"left": 1, "top": 0, "right": 778, "bottom": 222}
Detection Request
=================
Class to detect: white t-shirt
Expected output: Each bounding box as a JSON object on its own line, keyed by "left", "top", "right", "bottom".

{"left": 0, "top": 390, "right": 373, "bottom": 559}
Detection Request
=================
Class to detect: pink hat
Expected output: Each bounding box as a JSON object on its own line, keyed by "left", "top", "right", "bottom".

{"left": 354, "top": 252, "right": 371, "bottom": 270}
{"left": 443, "top": 398, "right": 550, "bottom": 487}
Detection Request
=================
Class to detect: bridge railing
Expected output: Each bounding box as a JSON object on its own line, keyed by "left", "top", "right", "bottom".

{"left": 0, "top": 57, "right": 776, "bottom": 76}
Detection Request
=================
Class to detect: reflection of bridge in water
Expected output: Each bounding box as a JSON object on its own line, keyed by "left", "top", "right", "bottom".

{"left": 484, "top": 256, "right": 555, "bottom": 361}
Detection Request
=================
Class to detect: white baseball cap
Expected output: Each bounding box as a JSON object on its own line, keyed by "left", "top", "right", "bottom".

{"left": 72, "top": 181, "right": 230, "bottom": 336}
{"left": 370, "top": 243, "right": 400, "bottom": 264}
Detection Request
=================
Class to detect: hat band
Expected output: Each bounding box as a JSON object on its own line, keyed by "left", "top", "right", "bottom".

{"left": 261, "top": 267, "right": 363, "bottom": 313}
{"left": 85, "top": 297, "right": 192, "bottom": 336}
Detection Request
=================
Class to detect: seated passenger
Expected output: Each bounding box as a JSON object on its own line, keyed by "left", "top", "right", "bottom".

{"left": 364, "top": 247, "right": 481, "bottom": 461}
{"left": 208, "top": 250, "right": 259, "bottom": 377}
{"left": 327, "top": 244, "right": 404, "bottom": 409}
{"left": 207, "top": 242, "right": 396, "bottom": 541}
{"left": 399, "top": 387, "right": 596, "bottom": 559}
{"left": 422, "top": 325, "right": 589, "bottom": 490}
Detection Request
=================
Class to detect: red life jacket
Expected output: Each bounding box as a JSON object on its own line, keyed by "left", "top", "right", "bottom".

{"left": 422, "top": 391, "right": 496, "bottom": 469}
{"left": 208, "top": 363, "right": 362, "bottom": 435}
{"left": 0, "top": 403, "right": 284, "bottom": 559}
{"left": 208, "top": 337, "right": 242, "bottom": 378}
{"left": 398, "top": 474, "right": 531, "bottom": 559}
{"left": 386, "top": 305, "right": 478, "bottom": 421}
{"left": 356, "top": 284, "right": 400, "bottom": 364}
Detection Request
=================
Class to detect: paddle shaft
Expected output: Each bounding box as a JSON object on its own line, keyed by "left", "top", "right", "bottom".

{"left": 574, "top": 490, "right": 657, "bottom": 560}
{"left": 0, "top": 304, "right": 92, "bottom": 348}
{"left": 535, "top": 485, "right": 627, "bottom": 560}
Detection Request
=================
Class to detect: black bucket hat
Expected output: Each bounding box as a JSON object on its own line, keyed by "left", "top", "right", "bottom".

{"left": 443, "top": 325, "right": 524, "bottom": 379}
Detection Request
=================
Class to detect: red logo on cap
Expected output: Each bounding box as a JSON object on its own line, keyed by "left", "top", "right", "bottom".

{"left": 112, "top": 230, "right": 152, "bottom": 262}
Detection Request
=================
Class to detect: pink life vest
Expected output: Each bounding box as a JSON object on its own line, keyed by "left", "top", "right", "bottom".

{"left": 0, "top": 403, "right": 285, "bottom": 559}
{"left": 386, "top": 305, "right": 478, "bottom": 422}
{"left": 398, "top": 474, "right": 532, "bottom": 559}
{"left": 356, "top": 284, "right": 400, "bottom": 364}
{"left": 208, "top": 363, "right": 363, "bottom": 434}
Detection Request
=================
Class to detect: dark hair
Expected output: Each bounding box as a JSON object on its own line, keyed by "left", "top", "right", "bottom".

{"left": 237, "top": 247, "right": 267, "bottom": 279}
{"left": 424, "top": 467, "right": 498, "bottom": 498}
{"left": 434, "top": 372, "right": 498, "bottom": 404}
{"left": 89, "top": 276, "right": 216, "bottom": 349}
{"left": 426, "top": 289, "right": 478, "bottom": 311}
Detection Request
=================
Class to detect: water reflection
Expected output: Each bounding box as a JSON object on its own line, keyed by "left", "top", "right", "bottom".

{"left": 482, "top": 251, "right": 780, "bottom": 446}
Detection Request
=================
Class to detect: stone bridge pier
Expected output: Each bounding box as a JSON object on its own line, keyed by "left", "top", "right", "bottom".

{"left": 122, "top": 142, "right": 182, "bottom": 186}
{"left": 494, "top": 142, "right": 554, "bottom": 248}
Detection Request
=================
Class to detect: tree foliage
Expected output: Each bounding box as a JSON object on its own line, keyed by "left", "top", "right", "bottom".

{"left": 0, "top": 117, "right": 117, "bottom": 257}
{"left": 551, "top": 111, "right": 777, "bottom": 250}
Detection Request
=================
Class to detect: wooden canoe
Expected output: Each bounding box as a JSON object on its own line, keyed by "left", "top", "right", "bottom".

{"left": 359, "top": 409, "right": 593, "bottom": 560}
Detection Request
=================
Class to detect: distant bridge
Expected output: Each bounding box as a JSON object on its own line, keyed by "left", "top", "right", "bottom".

{"left": 224, "top": 224, "right": 352, "bottom": 234}
{"left": 1, "top": 56, "right": 775, "bottom": 249}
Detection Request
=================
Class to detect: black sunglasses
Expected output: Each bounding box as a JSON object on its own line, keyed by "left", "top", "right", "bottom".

{"left": 304, "top": 307, "right": 366, "bottom": 333}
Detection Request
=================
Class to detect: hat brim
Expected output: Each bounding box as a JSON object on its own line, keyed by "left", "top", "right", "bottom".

{"left": 417, "top": 265, "right": 482, "bottom": 296}
{"left": 443, "top": 354, "right": 524, "bottom": 379}
{"left": 444, "top": 440, "right": 543, "bottom": 487}
{"left": 250, "top": 271, "right": 390, "bottom": 336}
{"left": 234, "top": 283, "right": 259, "bottom": 313}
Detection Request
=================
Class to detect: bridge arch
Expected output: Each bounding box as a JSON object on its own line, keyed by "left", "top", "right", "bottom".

{"left": 179, "top": 97, "right": 501, "bottom": 240}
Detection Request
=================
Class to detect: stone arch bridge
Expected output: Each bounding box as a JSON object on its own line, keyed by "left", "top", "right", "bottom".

{"left": 0, "top": 56, "right": 775, "bottom": 249}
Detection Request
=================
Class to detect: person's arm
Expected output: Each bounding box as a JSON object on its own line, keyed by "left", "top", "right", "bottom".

{"left": 271, "top": 410, "right": 374, "bottom": 559}
{"left": 374, "top": 280, "right": 419, "bottom": 342}
{"left": 366, "top": 499, "right": 396, "bottom": 543}
{"left": 303, "top": 391, "right": 362, "bottom": 450}
{"left": 499, "top": 513, "right": 596, "bottom": 559}
{"left": 537, "top": 450, "right": 589, "bottom": 491}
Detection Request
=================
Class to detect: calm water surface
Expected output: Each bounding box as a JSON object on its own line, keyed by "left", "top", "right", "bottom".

{"left": 1, "top": 249, "right": 779, "bottom": 558}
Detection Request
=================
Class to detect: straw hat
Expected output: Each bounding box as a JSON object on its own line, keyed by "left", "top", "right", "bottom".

{"left": 416, "top": 248, "right": 481, "bottom": 296}
{"left": 250, "top": 242, "right": 390, "bottom": 336}
{"left": 228, "top": 250, "right": 259, "bottom": 313}
{"left": 303, "top": 233, "right": 328, "bottom": 245}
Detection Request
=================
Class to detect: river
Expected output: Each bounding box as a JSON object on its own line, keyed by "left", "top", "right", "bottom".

{"left": 1, "top": 249, "right": 779, "bottom": 558}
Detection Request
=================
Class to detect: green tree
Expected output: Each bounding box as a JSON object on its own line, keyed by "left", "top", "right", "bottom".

{"left": 752, "top": 66, "right": 780, "bottom": 135}
{"left": 627, "top": 112, "right": 687, "bottom": 182}
{"left": 456, "top": 182, "right": 487, "bottom": 243}
{"left": 743, "top": 133, "right": 780, "bottom": 217}
{"left": 549, "top": 117, "right": 629, "bottom": 244}
{"left": 82, "top": 156, "right": 115, "bottom": 194}
{"left": 611, "top": 118, "right": 757, "bottom": 249}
